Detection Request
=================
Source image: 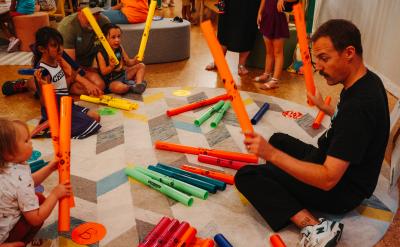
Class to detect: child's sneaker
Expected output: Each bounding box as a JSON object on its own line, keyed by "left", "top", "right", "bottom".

{"left": 7, "top": 37, "right": 20, "bottom": 53}
{"left": 298, "top": 218, "right": 344, "bottom": 247}
{"left": 2, "top": 79, "right": 28, "bottom": 96}
{"left": 130, "top": 81, "right": 146, "bottom": 94}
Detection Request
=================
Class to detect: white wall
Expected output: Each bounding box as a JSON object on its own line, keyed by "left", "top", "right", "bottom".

{"left": 314, "top": 0, "right": 400, "bottom": 98}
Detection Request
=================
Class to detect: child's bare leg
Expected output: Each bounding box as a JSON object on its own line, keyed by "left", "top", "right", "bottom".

{"left": 272, "top": 38, "right": 285, "bottom": 80}
{"left": 86, "top": 109, "right": 101, "bottom": 122}
{"left": 109, "top": 80, "right": 130, "bottom": 94}
{"left": 126, "top": 63, "right": 146, "bottom": 84}
{"left": 0, "top": 14, "right": 14, "bottom": 39}
{"left": 265, "top": 37, "right": 275, "bottom": 74}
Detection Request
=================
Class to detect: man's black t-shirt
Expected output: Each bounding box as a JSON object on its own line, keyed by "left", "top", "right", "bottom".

{"left": 317, "top": 70, "right": 389, "bottom": 198}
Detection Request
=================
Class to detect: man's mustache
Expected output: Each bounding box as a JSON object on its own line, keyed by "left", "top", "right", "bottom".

{"left": 319, "top": 71, "right": 329, "bottom": 78}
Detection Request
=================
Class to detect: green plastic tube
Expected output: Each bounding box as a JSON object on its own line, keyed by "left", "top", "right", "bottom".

{"left": 125, "top": 167, "right": 194, "bottom": 206}
{"left": 194, "top": 100, "right": 225, "bottom": 126}
{"left": 210, "top": 101, "right": 231, "bottom": 128}
{"left": 135, "top": 167, "right": 208, "bottom": 200}
{"left": 157, "top": 163, "right": 226, "bottom": 191}
{"left": 148, "top": 165, "right": 217, "bottom": 193}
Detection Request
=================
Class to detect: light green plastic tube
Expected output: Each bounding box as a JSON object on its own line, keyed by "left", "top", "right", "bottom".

{"left": 211, "top": 101, "right": 231, "bottom": 128}
{"left": 135, "top": 166, "right": 208, "bottom": 200}
{"left": 125, "top": 167, "right": 194, "bottom": 206}
{"left": 194, "top": 100, "right": 225, "bottom": 126}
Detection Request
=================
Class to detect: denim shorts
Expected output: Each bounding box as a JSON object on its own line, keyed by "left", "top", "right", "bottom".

{"left": 102, "top": 10, "right": 129, "bottom": 24}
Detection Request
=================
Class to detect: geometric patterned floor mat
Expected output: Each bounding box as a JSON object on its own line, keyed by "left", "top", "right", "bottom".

{"left": 28, "top": 87, "right": 398, "bottom": 247}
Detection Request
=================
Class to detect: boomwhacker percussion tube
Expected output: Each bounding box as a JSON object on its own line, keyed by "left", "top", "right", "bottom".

{"left": 41, "top": 84, "right": 60, "bottom": 157}
{"left": 200, "top": 20, "right": 254, "bottom": 136}
{"left": 293, "top": 3, "right": 316, "bottom": 105}
{"left": 137, "top": 0, "right": 157, "bottom": 61}
{"left": 58, "top": 96, "right": 72, "bottom": 232}
{"left": 82, "top": 7, "right": 119, "bottom": 65}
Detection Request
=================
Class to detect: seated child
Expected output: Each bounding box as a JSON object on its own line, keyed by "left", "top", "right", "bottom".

{"left": 0, "top": 0, "right": 36, "bottom": 52}
{"left": 0, "top": 118, "right": 72, "bottom": 244}
{"left": 95, "top": 23, "right": 147, "bottom": 95}
{"left": 33, "top": 27, "right": 101, "bottom": 139}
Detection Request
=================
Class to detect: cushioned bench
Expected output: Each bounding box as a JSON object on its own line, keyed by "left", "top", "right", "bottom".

{"left": 119, "top": 18, "right": 190, "bottom": 64}
{"left": 13, "top": 12, "right": 50, "bottom": 51}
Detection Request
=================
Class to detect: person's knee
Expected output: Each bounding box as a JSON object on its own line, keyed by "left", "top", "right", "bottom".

{"left": 87, "top": 109, "right": 101, "bottom": 122}
{"left": 269, "top": 132, "right": 290, "bottom": 147}
{"left": 234, "top": 165, "right": 259, "bottom": 189}
{"left": 138, "top": 63, "right": 145, "bottom": 70}
{"left": 85, "top": 71, "right": 105, "bottom": 91}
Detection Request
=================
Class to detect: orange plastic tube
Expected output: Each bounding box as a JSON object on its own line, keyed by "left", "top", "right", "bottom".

{"left": 58, "top": 96, "right": 72, "bottom": 232}
{"left": 200, "top": 239, "right": 214, "bottom": 247}
{"left": 155, "top": 141, "right": 199, "bottom": 155}
{"left": 293, "top": 3, "right": 316, "bottom": 105}
{"left": 155, "top": 141, "right": 258, "bottom": 163}
{"left": 188, "top": 238, "right": 215, "bottom": 247}
{"left": 200, "top": 20, "right": 254, "bottom": 136}
{"left": 166, "top": 94, "right": 231, "bottom": 117}
{"left": 206, "top": 149, "right": 257, "bottom": 163}
{"left": 312, "top": 96, "right": 331, "bottom": 129}
{"left": 270, "top": 234, "right": 287, "bottom": 247}
{"left": 176, "top": 226, "right": 197, "bottom": 247}
{"left": 41, "top": 84, "right": 60, "bottom": 158}
{"left": 181, "top": 165, "right": 234, "bottom": 184}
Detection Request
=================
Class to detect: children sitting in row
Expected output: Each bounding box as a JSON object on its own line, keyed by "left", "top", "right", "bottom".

{"left": 32, "top": 27, "right": 102, "bottom": 139}
{"left": 95, "top": 23, "right": 147, "bottom": 95}
{"left": 0, "top": 118, "right": 72, "bottom": 244}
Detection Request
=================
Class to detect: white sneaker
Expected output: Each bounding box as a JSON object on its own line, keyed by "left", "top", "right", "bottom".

{"left": 7, "top": 37, "right": 20, "bottom": 53}
{"left": 298, "top": 218, "right": 344, "bottom": 247}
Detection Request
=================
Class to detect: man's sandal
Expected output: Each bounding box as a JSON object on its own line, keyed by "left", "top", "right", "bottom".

{"left": 260, "top": 78, "right": 279, "bottom": 90}
{"left": 253, "top": 72, "right": 272, "bottom": 82}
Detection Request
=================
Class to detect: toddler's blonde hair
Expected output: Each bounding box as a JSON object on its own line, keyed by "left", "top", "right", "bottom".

{"left": 0, "top": 118, "right": 29, "bottom": 171}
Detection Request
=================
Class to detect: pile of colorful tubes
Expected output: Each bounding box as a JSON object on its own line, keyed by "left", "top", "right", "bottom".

{"left": 125, "top": 163, "right": 235, "bottom": 206}
{"left": 138, "top": 216, "right": 235, "bottom": 247}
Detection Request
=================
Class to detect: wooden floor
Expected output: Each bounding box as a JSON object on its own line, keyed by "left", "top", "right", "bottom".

{"left": 0, "top": 3, "right": 399, "bottom": 246}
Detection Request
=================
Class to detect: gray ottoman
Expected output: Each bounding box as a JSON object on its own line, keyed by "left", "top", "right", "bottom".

{"left": 119, "top": 18, "right": 190, "bottom": 64}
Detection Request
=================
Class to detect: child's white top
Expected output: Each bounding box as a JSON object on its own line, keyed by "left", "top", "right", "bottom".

{"left": 39, "top": 61, "right": 69, "bottom": 96}
{"left": 0, "top": 163, "right": 39, "bottom": 243}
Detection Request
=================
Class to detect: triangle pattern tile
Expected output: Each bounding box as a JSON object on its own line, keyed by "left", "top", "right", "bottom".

{"left": 103, "top": 226, "right": 139, "bottom": 247}
{"left": 296, "top": 113, "right": 326, "bottom": 138}
{"left": 220, "top": 111, "right": 240, "bottom": 127}
{"left": 148, "top": 114, "right": 178, "bottom": 142}
{"left": 96, "top": 125, "right": 125, "bottom": 154}
{"left": 204, "top": 124, "right": 232, "bottom": 147}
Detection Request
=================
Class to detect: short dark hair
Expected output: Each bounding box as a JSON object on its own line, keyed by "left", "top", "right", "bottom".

{"left": 32, "top": 27, "right": 64, "bottom": 67}
{"left": 102, "top": 23, "right": 121, "bottom": 37}
{"left": 311, "top": 19, "right": 363, "bottom": 56}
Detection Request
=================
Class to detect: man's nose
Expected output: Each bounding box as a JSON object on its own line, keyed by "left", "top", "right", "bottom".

{"left": 314, "top": 61, "right": 322, "bottom": 72}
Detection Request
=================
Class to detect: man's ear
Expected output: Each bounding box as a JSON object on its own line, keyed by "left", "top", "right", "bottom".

{"left": 344, "top": 45, "right": 356, "bottom": 60}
